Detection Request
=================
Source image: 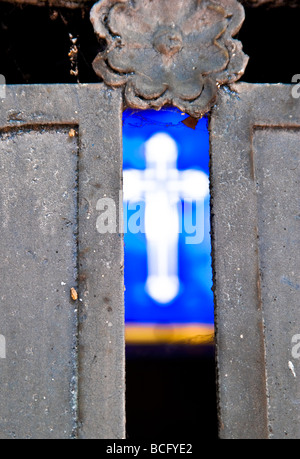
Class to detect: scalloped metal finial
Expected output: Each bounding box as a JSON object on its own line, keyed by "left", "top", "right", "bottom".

{"left": 90, "top": 0, "right": 249, "bottom": 117}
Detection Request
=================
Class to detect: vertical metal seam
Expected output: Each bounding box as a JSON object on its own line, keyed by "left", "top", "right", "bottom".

{"left": 251, "top": 124, "right": 270, "bottom": 439}
{"left": 208, "top": 112, "right": 222, "bottom": 437}
{"left": 70, "top": 125, "right": 80, "bottom": 439}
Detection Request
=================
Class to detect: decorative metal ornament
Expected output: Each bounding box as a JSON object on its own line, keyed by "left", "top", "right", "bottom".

{"left": 90, "top": 0, "right": 249, "bottom": 117}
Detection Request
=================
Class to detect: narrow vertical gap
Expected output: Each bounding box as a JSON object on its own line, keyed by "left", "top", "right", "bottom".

{"left": 123, "top": 108, "right": 217, "bottom": 439}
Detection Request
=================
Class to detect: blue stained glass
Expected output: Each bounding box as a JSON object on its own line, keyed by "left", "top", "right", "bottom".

{"left": 123, "top": 108, "right": 214, "bottom": 325}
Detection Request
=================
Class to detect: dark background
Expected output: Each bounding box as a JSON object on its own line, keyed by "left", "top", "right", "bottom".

{"left": 0, "top": 3, "right": 299, "bottom": 85}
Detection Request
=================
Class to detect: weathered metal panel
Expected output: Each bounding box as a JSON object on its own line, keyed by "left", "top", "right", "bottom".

{"left": 254, "top": 129, "right": 300, "bottom": 438}
{"left": 76, "top": 87, "right": 125, "bottom": 440}
{"left": 0, "top": 127, "right": 79, "bottom": 439}
{"left": 0, "top": 85, "right": 125, "bottom": 439}
{"left": 210, "top": 83, "right": 300, "bottom": 439}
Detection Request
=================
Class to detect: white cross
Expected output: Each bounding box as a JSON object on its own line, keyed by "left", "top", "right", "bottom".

{"left": 123, "top": 133, "right": 209, "bottom": 305}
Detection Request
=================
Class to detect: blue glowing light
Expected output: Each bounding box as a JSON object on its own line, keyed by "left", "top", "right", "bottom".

{"left": 123, "top": 108, "right": 214, "bottom": 325}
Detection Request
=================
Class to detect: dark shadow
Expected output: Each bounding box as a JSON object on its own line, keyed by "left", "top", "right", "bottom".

{"left": 126, "top": 344, "right": 218, "bottom": 439}
{"left": 240, "top": 6, "right": 300, "bottom": 84}
{"left": 0, "top": 2, "right": 101, "bottom": 84}
{"left": 0, "top": 3, "right": 298, "bottom": 84}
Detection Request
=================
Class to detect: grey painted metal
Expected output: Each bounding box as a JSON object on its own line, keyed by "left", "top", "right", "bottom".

{"left": 210, "top": 83, "right": 300, "bottom": 439}
{"left": 254, "top": 129, "right": 300, "bottom": 438}
{"left": 0, "top": 127, "right": 79, "bottom": 439}
{"left": 0, "top": 84, "right": 125, "bottom": 439}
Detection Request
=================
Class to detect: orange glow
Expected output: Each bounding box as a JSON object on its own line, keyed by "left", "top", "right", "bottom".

{"left": 125, "top": 323, "right": 214, "bottom": 345}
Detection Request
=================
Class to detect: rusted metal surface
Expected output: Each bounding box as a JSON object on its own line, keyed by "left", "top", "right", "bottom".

{"left": 90, "top": 0, "right": 248, "bottom": 118}
{"left": 210, "top": 83, "right": 300, "bottom": 439}
{"left": 0, "top": 85, "right": 125, "bottom": 439}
